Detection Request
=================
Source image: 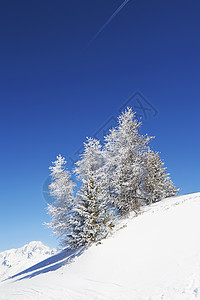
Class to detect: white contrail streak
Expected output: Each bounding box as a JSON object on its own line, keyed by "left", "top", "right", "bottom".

{"left": 87, "top": 0, "right": 131, "bottom": 47}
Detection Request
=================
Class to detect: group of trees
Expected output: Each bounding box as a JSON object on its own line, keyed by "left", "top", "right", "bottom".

{"left": 46, "top": 107, "right": 178, "bottom": 249}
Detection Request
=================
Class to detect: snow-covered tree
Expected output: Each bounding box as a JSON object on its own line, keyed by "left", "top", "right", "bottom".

{"left": 45, "top": 155, "right": 76, "bottom": 246}
{"left": 74, "top": 138, "right": 115, "bottom": 247}
{"left": 45, "top": 108, "right": 179, "bottom": 249}
{"left": 142, "top": 149, "right": 179, "bottom": 204}
{"left": 60, "top": 197, "right": 86, "bottom": 249}
{"left": 103, "top": 107, "right": 152, "bottom": 216}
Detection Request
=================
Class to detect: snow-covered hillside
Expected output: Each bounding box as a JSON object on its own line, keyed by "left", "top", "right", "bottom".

{"left": 0, "top": 241, "right": 56, "bottom": 281}
{"left": 1, "top": 193, "right": 200, "bottom": 300}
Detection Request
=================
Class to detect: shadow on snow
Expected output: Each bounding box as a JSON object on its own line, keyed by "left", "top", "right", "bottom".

{"left": 3, "top": 247, "right": 85, "bottom": 282}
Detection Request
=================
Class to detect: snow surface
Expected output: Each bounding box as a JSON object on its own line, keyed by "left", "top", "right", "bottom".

{"left": 1, "top": 192, "right": 200, "bottom": 299}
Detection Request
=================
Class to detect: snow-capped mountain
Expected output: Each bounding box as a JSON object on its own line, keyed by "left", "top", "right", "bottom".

{"left": 0, "top": 241, "right": 56, "bottom": 281}
{"left": 1, "top": 193, "right": 200, "bottom": 299}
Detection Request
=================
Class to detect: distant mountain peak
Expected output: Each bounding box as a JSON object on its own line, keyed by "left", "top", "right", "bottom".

{"left": 0, "top": 241, "right": 57, "bottom": 281}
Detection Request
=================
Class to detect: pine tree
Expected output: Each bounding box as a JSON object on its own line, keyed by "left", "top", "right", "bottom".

{"left": 74, "top": 138, "right": 115, "bottom": 247}
{"left": 142, "top": 149, "right": 179, "bottom": 204}
{"left": 104, "top": 107, "right": 152, "bottom": 216}
{"left": 60, "top": 197, "right": 86, "bottom": 249}
{"left": 45, "top": 155, "right": 76, "bottom": 247}
{"left": 45, "top": 108, "right": 179, "bottom": 249}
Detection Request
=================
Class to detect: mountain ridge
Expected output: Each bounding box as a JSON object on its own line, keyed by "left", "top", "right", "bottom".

{"left": 0, "top": 241, "right": 57, "bottom": 281}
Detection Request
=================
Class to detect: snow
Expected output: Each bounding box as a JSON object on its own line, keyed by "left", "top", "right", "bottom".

{"left": 1, "top": 192, "right": 200, "bottom": 299}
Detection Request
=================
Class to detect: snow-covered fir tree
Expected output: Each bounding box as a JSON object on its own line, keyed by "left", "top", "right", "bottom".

{"left": 103, "top": 107, "right": 152, "bottom": 216}
{"left": 142, "top": 149, "right": 179, "bottom": 204}
{"left": 46, "top": 155, "right": 77, "bottom": 246}
{"left": 45, "top": 107, "right": 179, "bottom": 249}
{"left": 60, "top": 197, "right": 86, "bottom": 249}
{"left": 74, "top": 138, "right": 115, "bottom": 247}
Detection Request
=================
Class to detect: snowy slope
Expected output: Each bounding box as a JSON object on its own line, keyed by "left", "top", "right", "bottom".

{"left": 0, "top": 241, "right": 56, "bottom": 281}
{"left": 1, "top": 192, "right": 200, "bottom": 300}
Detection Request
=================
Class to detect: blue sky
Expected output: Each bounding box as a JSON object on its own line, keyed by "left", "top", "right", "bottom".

{"left": 0, "top": 0, "right": 200, "bottom": 251}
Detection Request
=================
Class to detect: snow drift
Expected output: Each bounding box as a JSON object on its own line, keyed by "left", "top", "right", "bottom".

{"left": 1, "top": 192, "right": 200, "bottom": 300}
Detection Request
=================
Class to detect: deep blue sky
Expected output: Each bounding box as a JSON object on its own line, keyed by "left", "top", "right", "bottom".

{"left": 0, "top": 0, "right": 200, "bottom": 251}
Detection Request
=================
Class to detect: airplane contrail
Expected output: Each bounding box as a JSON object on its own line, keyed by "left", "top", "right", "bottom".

{"left": 87, "top": 0, "right": 131, "bottom": 47}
